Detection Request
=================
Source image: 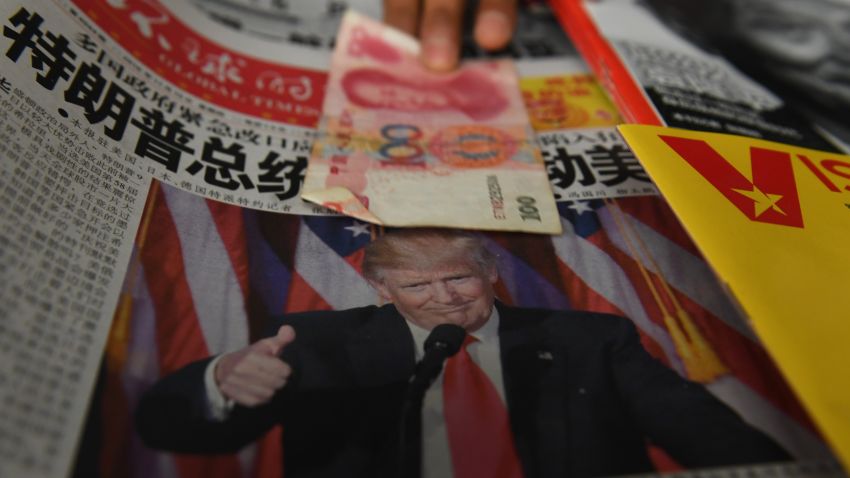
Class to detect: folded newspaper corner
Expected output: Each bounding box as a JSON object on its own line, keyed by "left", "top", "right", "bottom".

{"left": 302, "top": 11, "right": 562, "bottom": 234}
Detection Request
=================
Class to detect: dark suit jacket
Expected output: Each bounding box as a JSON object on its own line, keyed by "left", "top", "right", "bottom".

{"left": 136, "top": 304, "right": 789, "bottom": 478}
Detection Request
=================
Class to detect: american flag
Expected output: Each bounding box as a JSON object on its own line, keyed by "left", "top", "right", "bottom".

{"left": 88, "top": 181, "right": 832, "bottom": 478}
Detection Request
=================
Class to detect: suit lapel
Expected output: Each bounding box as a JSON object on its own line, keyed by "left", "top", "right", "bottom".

{"left": 346, "top": 304, "right": 417, "bottom": 388}
{"left": 498, "top": 304, "right": 569, "bottom": 478}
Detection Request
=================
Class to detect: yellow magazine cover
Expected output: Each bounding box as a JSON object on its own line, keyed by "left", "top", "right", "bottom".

{"left": 619, "top": 124, "right": 850, "bottom": 467}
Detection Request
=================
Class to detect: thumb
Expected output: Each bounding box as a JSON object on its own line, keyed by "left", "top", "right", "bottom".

{"left": 268, "top": 325, "right": 295, "bottom": 356}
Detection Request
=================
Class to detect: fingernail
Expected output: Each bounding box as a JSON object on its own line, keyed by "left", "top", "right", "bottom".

{"left": 475, "top": 10, "right": 510, "bottom": 48}
{"left": 422, "top": 34, "right": 457, "bottom": 71}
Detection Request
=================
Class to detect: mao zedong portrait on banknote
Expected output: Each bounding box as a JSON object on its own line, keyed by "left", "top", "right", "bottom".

{"left": 135, "top": 228, "right": 789, "bottom": 478}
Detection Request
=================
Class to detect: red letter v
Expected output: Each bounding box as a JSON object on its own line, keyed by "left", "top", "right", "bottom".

{"left": 659, "top": 135, "right": 803, "bottom": 228}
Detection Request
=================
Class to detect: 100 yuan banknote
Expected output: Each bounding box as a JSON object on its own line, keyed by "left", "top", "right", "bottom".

{"left": 302, "top": 11, "right": 561, "bottom": 234}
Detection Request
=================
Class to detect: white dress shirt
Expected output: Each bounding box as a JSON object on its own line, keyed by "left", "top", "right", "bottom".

{"left": 407, "top": 307, "right": 506, "bottom": 478}
{"left": 204, "top": 307, "right": 507, "bottom": 478}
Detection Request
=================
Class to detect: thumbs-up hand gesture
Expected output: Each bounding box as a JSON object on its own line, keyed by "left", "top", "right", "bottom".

{"left": 214, "top": 325, "right": 296, "bottom": 407}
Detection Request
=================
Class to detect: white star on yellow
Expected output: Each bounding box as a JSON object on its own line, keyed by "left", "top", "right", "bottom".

{"left": 731, "top": 185, "right": 786, "bottom": 217}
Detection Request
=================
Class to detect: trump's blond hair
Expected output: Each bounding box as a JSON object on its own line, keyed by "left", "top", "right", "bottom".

{"left": 362, "top": 228, "right": 497, "bottom": 283}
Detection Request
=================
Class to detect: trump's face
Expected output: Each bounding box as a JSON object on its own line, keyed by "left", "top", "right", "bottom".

{"left": 374, "top": 259, "right": 497, "bottom": 332}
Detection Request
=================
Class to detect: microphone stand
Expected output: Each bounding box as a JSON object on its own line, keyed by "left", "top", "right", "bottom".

{"left": 396, "top": 325, "right": 466, "bottom": 478}
{"left": 398, "top": 384, "right": 425, "bottom": 478}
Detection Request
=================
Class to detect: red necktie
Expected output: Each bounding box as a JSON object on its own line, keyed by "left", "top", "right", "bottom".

{"left": 443, "top": 335, "right": 524, "bottom": 478}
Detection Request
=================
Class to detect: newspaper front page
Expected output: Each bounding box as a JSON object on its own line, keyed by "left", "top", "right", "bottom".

{"left": 0, "top": 0, "right": 336, "bottom": 475}
{"left": 0, "top": 0, "right": 841, "bottom": 477}
{"left": 0, "top": 2, "right": 151, "bottom": 477}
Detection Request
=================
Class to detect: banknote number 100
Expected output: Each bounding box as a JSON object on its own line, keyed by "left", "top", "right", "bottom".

{"left": 517, "top": 196, "right": 541, "bottom": 221}
{"left": 379, "top": 124, "right": 423, "bottom": 165}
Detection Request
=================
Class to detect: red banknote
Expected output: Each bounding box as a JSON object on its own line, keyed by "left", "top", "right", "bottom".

{"left": 302, "top": 11, "right": 560, "bottom": 233}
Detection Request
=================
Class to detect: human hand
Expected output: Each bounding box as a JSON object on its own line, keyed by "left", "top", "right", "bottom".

{"left": 384, "top": 0, "right": 518, "bottom": 71}
{"left": 214, "top": 325, "right": 295, "bottom": 407}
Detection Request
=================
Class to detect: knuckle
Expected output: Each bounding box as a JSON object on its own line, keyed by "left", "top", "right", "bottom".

{"left": 232, "top": 360, "right": 251, "bottom": 373}
{"left": 424, "top": 0, "right": 464, "bottom": 18}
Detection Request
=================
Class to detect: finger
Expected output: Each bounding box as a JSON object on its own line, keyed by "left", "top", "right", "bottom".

{"left": 223, "top": 359, "right": 291, "bottom": 392}
{"left": 474, "top": 0, "right": 517, "bottom": 51}
{"left": 419, "top": 0, "right": 466, "bottom": 71}
{"left": 259, "top": 325, "right": 296, "bottom": 356}
{"left": 239, "top": 354, "right": 292, "bottom": 382}
{"left": 220, "top": 380, "right": 280, "bottom": 407}
{"left": 272, "top": 325, "right": 296, "bottom": 354}
{"left": 221, "top": 375, "right": 280, "bottom": 397}
{"left": 224, "top": 369, "right": 288, "bottom": 394}
{"left": 384, "top": 0, "right": 421, "bottom": 36}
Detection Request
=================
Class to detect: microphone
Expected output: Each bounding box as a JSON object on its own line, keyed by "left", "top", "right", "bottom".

{"left": 398, "top": 324, "right": 466, "bottom": 478}
{"left": 424, "top": 323, "right": 467, "bottom": 356}
{"left": 406, "top": 324, "right": 466, "bottom": 402}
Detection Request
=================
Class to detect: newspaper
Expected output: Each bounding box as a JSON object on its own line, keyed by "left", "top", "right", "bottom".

{"left": 47, "top": 0, "right": 331, "bottom": 216}
{"left": 191, "top": 0, "right": 661, "bottom": 203}
{"left": 0, "top": 3, "right": 150, "bottom": 477}
{"left": 0, "top": 0, "right": 841, "bottom": 477}
{"left": 0, "top": 0, "right": 330, "bottom": 475}
{"left": 549, "top": 0, "right": 842, "bottom": 153}
{"left": 524, "top": 74, "right": 659, "bottom": 201}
